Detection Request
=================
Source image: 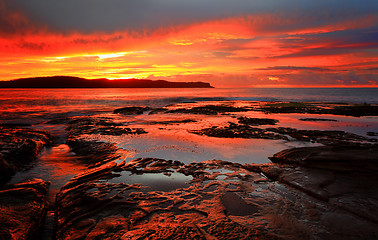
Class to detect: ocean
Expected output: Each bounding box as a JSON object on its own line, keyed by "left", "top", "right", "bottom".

{"left": 1, "top": 87, "right": 377, "bottom": 123}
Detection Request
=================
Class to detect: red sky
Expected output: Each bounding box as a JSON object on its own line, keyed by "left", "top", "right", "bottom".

{"left": 0, "top": 0, "right": 377, "bottom": 87}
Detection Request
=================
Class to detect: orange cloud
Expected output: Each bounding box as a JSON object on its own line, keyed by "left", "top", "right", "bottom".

{"left": 0, "top": 11, "right": 377, "bottom": 87}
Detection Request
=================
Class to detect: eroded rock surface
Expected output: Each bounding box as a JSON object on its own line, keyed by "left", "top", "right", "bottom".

{"left": 262, "top": 145, "right": 378, "bottom": 224}
{"left": 67, "top": 139, "right": 120, "bottom": 167}
{"left": 267, "top": 127, "right": 376, "bottom": 145}
{"left": 114, "top": 107, "right": 151, "bottom": 115}
{"left": 190, "top": 123, "right": 287, "bottom": 140}
{"left": 299, "top": 118, "right": 338, "bottom": 122}
{"left": 55, "top": 159, "right": 281, "bottom": 240}
{"left": 146, "top": 119, "right": 197, "bottom": 125}
{"left": 67, "top": 117, "right": 146, "bottom": 137}
{"left": 258, "top": 102, "right": 378, "bottom": 117}
{"left": 237, "top": 117, "right": 278, "bottom": 126}
{"left": 0, "top": 179, "right": 50, "bottom": 239}
{"left": 66, "top": 117, "right": 147, "bottom": 167}
{"left": 164, "top": 104, "right": 251, "bottom": 115}
{"left": 269, "top": 145, "right": 378, "bottom": 168}
{"left": 51, "top": 112, "right": 378, "bottom": 239}
{"left": 3, "top": 102, "right": 376, "bottom": 239}
{"left": 189, "top": 122, "right": 375, "bottom": 145}
{"left": 0, "top": 127, "right": 53, "bottom": 183}
{"left": 55, "top": 152, "right": 378, "bottom": 240}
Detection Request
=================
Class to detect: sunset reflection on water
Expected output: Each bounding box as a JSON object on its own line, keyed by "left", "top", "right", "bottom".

{"left": 4, "top": 88, "right": 378, "bottom": 204}
{"left": 10, "top": 144, "right": 87, "bottom": 203}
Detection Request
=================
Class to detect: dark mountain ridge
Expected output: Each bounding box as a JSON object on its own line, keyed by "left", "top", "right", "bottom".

{"left": 0, "top": 76, "right": 213, "bottom": 88}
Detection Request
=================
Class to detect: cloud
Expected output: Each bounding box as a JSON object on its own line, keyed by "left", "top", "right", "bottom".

{"left": 1, "top": 0, "right": 377, "bottom": 87}
{"left": 6, "top": 0, "right": 378, "bottom": 34}
{"left": 275, "top": 71, "right": 377, "bottom": 86}
{"left": 363, "top": 67, "right": 378, "bottom": 71}
{"left": 271, "top": 27, "right": 378, "bottom": 58}
{"left": 72, "top": 35, "right": 123, "bottom": 44}
{"left": 0, "top": 0, "right": 38, "bottom": 36}
{"left": 15, "top": 41, "right": 46, "bottom": 50}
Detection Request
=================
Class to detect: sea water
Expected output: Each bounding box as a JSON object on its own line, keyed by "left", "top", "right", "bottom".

{"left": 1, "top": 88, "right": 377, "bottom": 123}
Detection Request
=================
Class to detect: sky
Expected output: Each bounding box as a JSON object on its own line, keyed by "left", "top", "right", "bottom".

{"left": 0, "top": 0, "right": 377, "bottom": 87}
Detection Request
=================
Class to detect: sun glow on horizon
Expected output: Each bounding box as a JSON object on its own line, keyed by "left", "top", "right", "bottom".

{"left": 0, "top": 1, "right": 377, "bottom": 87}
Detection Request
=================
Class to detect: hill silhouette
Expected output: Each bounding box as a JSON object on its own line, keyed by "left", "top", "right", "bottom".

{"left": 0, "top": 76, "right": 213, "bottom": 88}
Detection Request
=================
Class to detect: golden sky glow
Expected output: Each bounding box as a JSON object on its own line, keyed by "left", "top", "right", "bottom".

{"left": 0, "top": 0, "right": 377, "bottom": 87}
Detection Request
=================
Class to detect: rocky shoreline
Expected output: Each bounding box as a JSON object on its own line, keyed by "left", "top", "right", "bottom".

{"left": 0, "top": 101, "right": 377, "bottom": 239}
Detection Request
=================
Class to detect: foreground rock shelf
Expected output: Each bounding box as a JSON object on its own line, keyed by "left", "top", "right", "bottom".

{"left": 266, "top": 145, "right": 378, "bottom": 223}
{"left": 257, "top": 102, "right": 378, "bottom": 117}
{"left": 54, "top": 154, "right": 378, "bottom": 239}
{"left": 55, "top": 159, "right": 278, "bottom": 239}
{"left": 0, "top": 126, "right": 53, "bottom": 184}
{"left": 55, "top": 122, "right": 378, "bottom": 240}
{"left": 0, "top": 179, "right": 50, "bottom": 239}
{"left": 1, "top": 100, "right": 377, "bottom": 239}
{"left": 53, "top": 114, "right": 378, "bottom": 239}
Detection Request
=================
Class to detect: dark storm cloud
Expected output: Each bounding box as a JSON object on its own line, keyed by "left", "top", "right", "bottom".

{"left": 279, "top": 28, "right": 378, "bottom": 48}
{"left": 5, "top": 0, "right": 378, "bottom": 34}
{"left": 0, "top": 0, "right": 38, "bottom": 36}
{"left": 269, "top": 28, "right": 378, "bottom": 59}
{"left": 273, "top": 43, "right": 377, "bottom": 59}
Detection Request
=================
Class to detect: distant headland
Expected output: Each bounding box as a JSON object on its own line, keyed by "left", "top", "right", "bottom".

{"left": 0, "top": 76, "right": 214, "bottom": 88}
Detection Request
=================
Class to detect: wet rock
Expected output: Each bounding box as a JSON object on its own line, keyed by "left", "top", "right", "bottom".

{"left": 54, "top": 159, "right": 281, "bottom": 240}
{"left": 0, "top": 178, "right": 50, "bottom": 239}
{"left": 67, "top": 116, "right": 147, "bottom": 137}
{"left": 0, "top": 157, "right": 16, "bottom": 184}
{"left": 66, "top": 139, "right": 120, "bottom": 167}
{"left": 190, "top": 123, "right": 287, "bottom": 140}
{"left": 367, "top": 131, "right": 378, "bottom": 136}
{"left": 55, "top": 162, "right": 141, "bottom": 240}
{"left": 258, "top": 102, "right": 322, "bottom": 114}
{"left": 123, "top": 158, "right": 184, "bottom": 175}
{"left": 147, "top": 119, "right": 197, "bottom": 125}
{"left": 166, "top": 104, "right": 251, "bottom": 115}
{"left": 44, "top": 117, "right": 74, "bottom": 125}
{"left": 0, "top": 127, "right": 53, "bottom": 184}
{"left": 66, "top": 116, "right": 147, "bottom": 167}
{"left": 120, "top": 222, "right": 207, "bottom": 239}
{"left": 238, "top": 116, "right": 279, "bottom": 126}
{"left": 264, "top": 145, "right": 378, "bottom": 224}
{"left": 222, "top": 192, "right": 258, "bottom": 216}
{"left": 69, "top": 117, "right": 123, "bottom": 127}
{"left": 299, "top": 118, "right": 338, "bottom": 122}
{"left": 148, "top": 107, "right": 168, "bottom": 115}
{"left": 330, "top": 104, "right": 378, "bottom": 117}
{"left": 0, "top": 123, "right": 32, "bottom": 127}
{"left": 266, "top": 127, "right": 375, "bottom": 145}
{"left": 55, "top": 155, "right": 378, "bottom": 239}
{"left": 269, "top": 145, "right": 378, "bottom": 172}
{"left": 258, "top": 102, "right": 378, "bottom": 117}
{"left": 113, "top": 106, "right": 151, "bottom": 115}
{"left": 72, "top": 126, "right": 146, "bottom": 136}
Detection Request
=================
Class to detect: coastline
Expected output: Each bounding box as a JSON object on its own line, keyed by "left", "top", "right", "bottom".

{"left": 0, "top": 99, "right": 377, "bottom": 239}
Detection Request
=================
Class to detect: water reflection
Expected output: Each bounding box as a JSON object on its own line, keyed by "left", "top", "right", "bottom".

{"left": 10, "top": 144, "right": 87, "bottom": 204}
{"left": 108, "top": 172, "right": 192, "bottom": 192}
{"left": 1, "top": 88, "right": 377, "bottom": 123}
